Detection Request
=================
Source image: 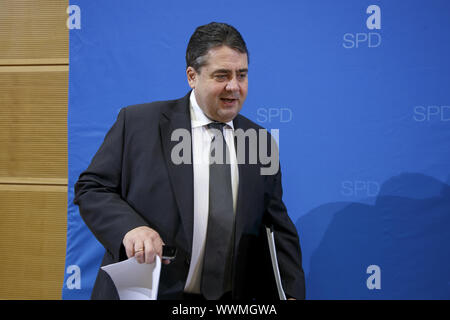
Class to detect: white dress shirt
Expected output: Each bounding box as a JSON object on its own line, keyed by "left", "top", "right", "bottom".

{"left": 184, "top": 90, "right": 239, "bottom": 293}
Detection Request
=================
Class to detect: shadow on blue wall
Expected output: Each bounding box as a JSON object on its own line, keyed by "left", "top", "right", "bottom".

{"left": 296, "top": 173, "right": 450, "bottom": 299}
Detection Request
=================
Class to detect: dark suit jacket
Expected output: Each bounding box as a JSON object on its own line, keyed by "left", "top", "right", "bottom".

{"left": 74, "top": 91, "right": 305, "bottom": 300}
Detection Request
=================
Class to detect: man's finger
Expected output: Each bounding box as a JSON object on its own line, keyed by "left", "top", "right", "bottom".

{"left": 144, "top": 239, "right": 156, "bottom": 264}
{"left": 124, "top": 240, "right": 134, "bottom": 259}
{"left": 134, "top": 243, "right": 145, "bottom": 264}
{"left": 155, "top": 237, "right": 164, "bottom": 258}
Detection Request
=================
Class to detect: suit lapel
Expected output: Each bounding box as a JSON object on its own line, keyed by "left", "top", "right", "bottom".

{"left": 233, "top": 115, "right": 257, "bottom": 246}
{"left": 160, "top": 93, "right": 194, "bottom": 253}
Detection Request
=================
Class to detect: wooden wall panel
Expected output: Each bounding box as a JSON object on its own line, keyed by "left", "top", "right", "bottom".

{"left": 0, "top": 0, "right": 69, "bottom": 300}
{"left": 0, "top": 0, "right": 68, "bottom": 62}
{"left": 0, "top": 188, "right": 67, "bottom": 299}
{"left": 0, "top": 68, "right": 68, "bottom": 178}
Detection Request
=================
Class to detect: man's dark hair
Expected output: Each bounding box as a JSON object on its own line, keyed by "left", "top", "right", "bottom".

{"left": 186, "top": 22, "right": 249, "bottom": 72}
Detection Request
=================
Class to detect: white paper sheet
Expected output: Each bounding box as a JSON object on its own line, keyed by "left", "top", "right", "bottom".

{"left": 101, "top": 256, "right": 161, "bottom": 300}
{"left": 266, "top": 226, "right": 287, "bottom": 300}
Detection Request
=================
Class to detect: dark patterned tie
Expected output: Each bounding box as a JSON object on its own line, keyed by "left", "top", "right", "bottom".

{"left": 201, "top": 122, "right": 235, "bottom": 299}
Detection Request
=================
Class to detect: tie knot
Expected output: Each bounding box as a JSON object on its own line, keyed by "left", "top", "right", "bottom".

{"left": 208, "top": 122, "right": 226, "bottom": 132}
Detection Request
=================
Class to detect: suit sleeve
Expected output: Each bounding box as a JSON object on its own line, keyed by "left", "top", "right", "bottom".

{"left": 264, "top": 162, "right": 306, "bottom": 300}
{"left": 74, "top": 108, "right": 149, "bottom": 261}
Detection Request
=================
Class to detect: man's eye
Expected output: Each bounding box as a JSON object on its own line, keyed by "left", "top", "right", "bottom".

{"left": 238, "top": 73, "right": 247, "bottom": 80}
{"left": 215, "top": 75, "right": 227, "bottom": 80}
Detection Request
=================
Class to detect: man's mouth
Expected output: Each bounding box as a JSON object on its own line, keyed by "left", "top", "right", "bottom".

{"left": 220, "top": 98, "right": 238, "bottom": 103}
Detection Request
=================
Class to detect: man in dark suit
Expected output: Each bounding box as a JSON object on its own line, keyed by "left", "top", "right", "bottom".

{"left": 74, "top": 22, "right": 305, "bottom": 300}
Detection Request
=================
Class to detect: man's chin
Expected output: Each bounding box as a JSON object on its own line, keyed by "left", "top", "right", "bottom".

{"left": 216, "top": 110, "right": 239, "bottom": 123}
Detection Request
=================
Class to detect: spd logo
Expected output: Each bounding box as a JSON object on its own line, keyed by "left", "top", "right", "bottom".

{"left": 343, "top": 5, "right": 381, "bottom": 49}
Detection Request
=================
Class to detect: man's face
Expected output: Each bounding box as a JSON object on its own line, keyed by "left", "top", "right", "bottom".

{"left": 187, "top": 45, "right": 248, "bottom": 123}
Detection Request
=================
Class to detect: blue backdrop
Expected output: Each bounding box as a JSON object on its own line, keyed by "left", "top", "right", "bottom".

{"left": 63, "top": 0, "right": 450, "bottom": 299}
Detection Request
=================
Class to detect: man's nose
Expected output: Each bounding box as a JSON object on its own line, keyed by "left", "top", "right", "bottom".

{"left": 225, "top": 77, "right": 239, "bottom": 92}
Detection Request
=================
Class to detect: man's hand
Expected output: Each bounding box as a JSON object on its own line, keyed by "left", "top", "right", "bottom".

{"left": 122, "top": 226, "right": 171, "bottom": 265}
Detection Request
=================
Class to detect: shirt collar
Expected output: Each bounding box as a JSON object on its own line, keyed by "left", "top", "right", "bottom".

{"left": 190, "top": 90, "right": 234, "bottom": 130}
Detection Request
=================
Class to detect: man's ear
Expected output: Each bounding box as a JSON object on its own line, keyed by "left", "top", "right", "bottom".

{"left": 186, "top": 66, "right": 197, "bottom": 89}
